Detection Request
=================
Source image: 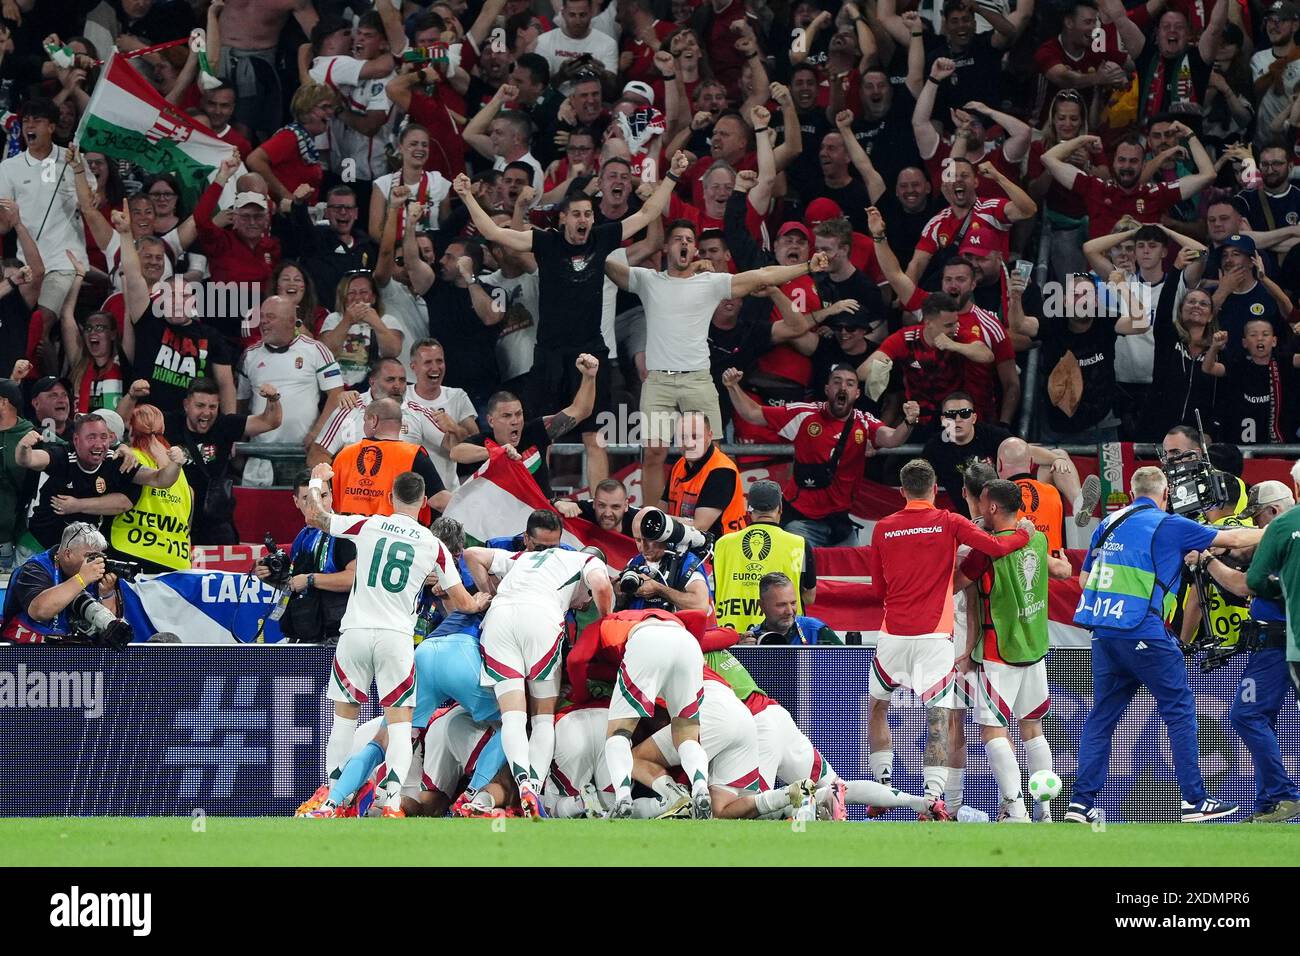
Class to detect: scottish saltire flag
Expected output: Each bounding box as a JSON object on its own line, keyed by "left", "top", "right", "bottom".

{"left": 444, "top": 452, "right": 636, "bottom": 567}
{"left": 119, "top": 571, "right": 285, "bottom": 644}
{"left": 75, "top": 54, "right": 242, "bottom": 204}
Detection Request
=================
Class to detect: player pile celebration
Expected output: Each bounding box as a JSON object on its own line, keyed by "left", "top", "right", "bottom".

{"left": 0, "top": 0, "right": 1299, "bottom": 829}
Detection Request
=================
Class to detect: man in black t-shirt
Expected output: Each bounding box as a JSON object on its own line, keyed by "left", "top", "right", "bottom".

{"left": 163, "top": 378, "right": 285, "bottom": 545}
{"left": 126, "top": 280, "right": 237, "bottom": 415}
{"left": 873, "top": 167, "right": 941, "bottom": 270}
{"left": 13, "top": 413, "right": 184, "bottom": 561}
{"left": 555, "top": 476, "right": 641, "bottom": 535}
{"left": 426, "top": 239, "right": 500, "bottom": 407}
{"left": 813, "top": 312, "right": 881, "bottom": 415}
{"left": 450, "top": 354, "right": 600, "bottom": 499}
{"left": 922, "top": 391, "right": 1010, "bottom": 517}
{"left": 1203, "top": 321, "right": 1300, "bottom": 446}
{"left": 813, "top": 216, "right": 886, "bottom": 333}
{"left": 452, "top": 154, "right": 686, "bottom": 490}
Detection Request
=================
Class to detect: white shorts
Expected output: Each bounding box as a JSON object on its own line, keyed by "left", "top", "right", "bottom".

{"left": 650, "top": 680, "right": 762, "bottom": 793}
{"left": 949, "top": 668, "right": 977, "bottom": 711}
{"left": 974, "top": 659, "right": 1051, "bottom": 728}
{"left": 328, "top": 627, "right": 416, "bottom": 708}
{"left": 548, "top": 705, "right": 610, "bottom": 797}
{"left": 869, "top": 634, "right": 956, "bottom": 708}
{"left": 422, "top": 704, "right": 496, "bottom": 796}
{"left": 480, "top": 604, "right": 566, "bottom": 697}
{"left": 608, "top": 621, "right": 705, "bottom": 723}
{"left": 753, "top": 702, "right": 833, "bottom": 789}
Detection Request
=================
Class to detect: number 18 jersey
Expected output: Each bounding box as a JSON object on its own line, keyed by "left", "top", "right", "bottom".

{"left": 331, "top": 512, "right": 460, "bottom": 634}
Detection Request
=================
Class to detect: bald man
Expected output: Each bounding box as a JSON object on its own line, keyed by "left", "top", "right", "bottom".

{"left": 997, "top": 437, "right": 1101, "bottom": 546}
{"left": 238, "top": 294, "right": 345, "bottom": 451}
{"left": 332, "top": 397, "right": 452, "bottom": 515}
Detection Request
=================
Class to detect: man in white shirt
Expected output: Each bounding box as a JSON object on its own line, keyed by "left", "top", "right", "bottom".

{"left": 406, "top": 338, "right": 479, "bottom": 492}
{"left": 237, "top": 296, "right": 344, "bottom": 450}
{"left": 1250, "top": 2, "right": 1300, "bottom": 135}
{"left": 462, "top": 85, "right": 546, "bottom": 198}
{"left": 605, "top": 226, "right": 830, "bottom": 507}
{"left": 309, "top": 357, "right": 447, "bottom": 467}
{"left": 535, "top": 0, "right": 620, "bottom": 78}
{"left": 0, "top": 98, "right": 94, "bottom": 312}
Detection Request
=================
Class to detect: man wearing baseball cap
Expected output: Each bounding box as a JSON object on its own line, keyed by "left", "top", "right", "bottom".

{"left": 1251, "top": 3, "right": 1300, "bottom": 133}
{"left": 1215, "top": 233, "right": 1286, "bottom": 357}
{"left": 1187, "top": 477, "right": 1299, "bottom": 821}
{"left": 0, "top": 377, "right": 34, "bottom": 568}
{"left": 26, "top": 376, "right": 73, "bottom": 445}
{"left": 0, "top": 98, "right": 93, "bottom": 313}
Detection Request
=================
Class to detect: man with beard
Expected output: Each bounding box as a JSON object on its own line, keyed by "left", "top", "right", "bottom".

{"left": 1043, "top": 130, "right": 1215, "bottom": 240}
{"left": 164, "top": 378, "right": 283, "bottom": 545}
{"left": 1236, "top": 145, "right": 1300, "bottom": 236}
{"left": 1251, "top": 3, "right": 1300, "bottom": 135}
{"left": 453, "top": 154, "right": 684, "bottom": 492}
{"left": 14, "top": 413, "right": 183, "bottom": 563}
{"left": 555, "top": 477, "right": 641, "bottom": 536}
{"left": 906, "top": 156, "right": 1037, "bottom": 286}
{"left": 870, "top": 208, "right": 1018, "bottom": 428}
{"left": 834, "top": 69, "right": 922, "bottom": 190}
{"left": 724, "top": 364, "right": 919, "bottom": 546}
{"left": 606, "top": 226, "right": 831, "bottom": 509}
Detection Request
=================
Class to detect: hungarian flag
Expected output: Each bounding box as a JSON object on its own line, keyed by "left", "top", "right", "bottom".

{"left": 75, "top": 54, "right": 236, "bottom": 203}
{"left": 443, "top": 451, "right": 636, "bottom": 567}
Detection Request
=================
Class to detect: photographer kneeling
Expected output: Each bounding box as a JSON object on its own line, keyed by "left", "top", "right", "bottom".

{"left": 254, "top": 471, "right": 357, "bottom": 644}
{"left": 0, "top": 522, "right": 132, "bottom": 647}
{"left": 616, "top": 508, "right": 712, "bottom": 613}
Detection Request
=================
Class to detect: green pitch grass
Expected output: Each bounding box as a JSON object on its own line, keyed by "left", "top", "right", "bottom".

{"left": 4, "top": 817, "right": 1299, "bottom": 866}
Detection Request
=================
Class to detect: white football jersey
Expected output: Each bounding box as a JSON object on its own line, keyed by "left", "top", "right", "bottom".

{"left": 486, "top": 547, "right": 602, "bottom": 619}
{"left": 422, "top": 704, "right": 496, "bottom": 797}
{"left": 331, "top": 512, "right": 460, "bottom": 634}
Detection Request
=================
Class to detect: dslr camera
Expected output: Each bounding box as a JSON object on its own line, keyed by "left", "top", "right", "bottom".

{"left": 258, "top": 532, "right": 291, "bottom": 583}
{"left": 639, "top": 508, "right": 712, "bottom": 556}
{"left": 69, "top": 591, "right": 133, "bottom": 650}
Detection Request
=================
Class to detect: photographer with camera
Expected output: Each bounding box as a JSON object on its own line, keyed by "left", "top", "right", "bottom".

{"left": 738, "top": 572, "right": 839, "bottom": 646}
{"left": 1, "top": 522, "right": 132, "bottom": 647}
{"left": 1066, "top": 465, "right": 1265, "bottom": 825}
{"left": 254, "top": 470, "right": 357, "bottom": 644}
{"left": 1184, "top": 479, "right": 1299, "bottom": 822}
{"left": 617, "top": 508, "right": 712, "bottom": 613}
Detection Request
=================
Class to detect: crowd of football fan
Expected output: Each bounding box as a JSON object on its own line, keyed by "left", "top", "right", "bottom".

{"left": 0, "top": 0, "right": 1299, "bottom": 576}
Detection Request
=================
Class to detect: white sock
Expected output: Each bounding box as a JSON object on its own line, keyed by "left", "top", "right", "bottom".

{"left": 604, "top": 735, "right": 634, "bottom": 802}
{"left": 1072, "top": 492, "right": 1085, "bottom": 512}
{"left": 1024, "top": 735, "right": 1054, "bottom": 816}
{"left": 651, "top": 775, "right": 680, "bottom": 801}
{"left": 755, "top": 788, "right": 792, "bottom": 814}
{"left": 381, "top": 722, "right": 412, "bottom": 809}
{"left": 986, "top": 736, "right": 1026, "bottom": 815}
{"left": 527, "top": 713, "right": 555, "bottom": 784}
{"left": 632, "top": 796, "right": 666, "bottom": 818}
{"left": 923, "top": 765, "right": 947, "bottom": 799}
{"left": 946, "top": 767, "right": 965, "bottom": 808}
{"left": 501, "top": 711, "right": 531, "bottom": 784}
{"left": 834, "top": 779, "right": 928, "bottom": 812}
{"left": 325, "top": 715, "right": 357, "bottom": 781}
{"left": 869, "top": 749, "right": 893, "bottom": 785}
{"left": 552, "top": 795, "right": 589, "bottom": 818}
{"left": 678, "top": 739, "right": 709, "bottom": 794}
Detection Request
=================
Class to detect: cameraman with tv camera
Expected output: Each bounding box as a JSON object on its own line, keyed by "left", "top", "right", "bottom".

{"left": 253, "top": 470, "right": 357, "bottom": 644}
{"left": 1184, "top": 479, "right": 1299, "bottom": 823}
{"left": 0, "top": 522, "right": 134, "bottom": 647}
{"left": 616, "top": 508, "right": 713, "bottom": 613}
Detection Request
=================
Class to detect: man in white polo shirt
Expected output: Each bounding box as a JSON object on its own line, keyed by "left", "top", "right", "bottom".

{"left": 604, "top": 222, "right": 831, "bottom": 507}
{"left": 308, "top": 357, "right": 447, "bottom": 468}
{"left": 238, "top": 295, "right": 344, "bottom": 458}
{"left": 406, "top": 338, "right": 478, "bottom": 492}
{"left": 0, "top": 98, "right": 93, "bottom": 313}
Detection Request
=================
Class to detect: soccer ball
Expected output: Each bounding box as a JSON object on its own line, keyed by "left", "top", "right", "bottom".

{"left": 1028, "top": 770, "right": 1061, "bottom": 803}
